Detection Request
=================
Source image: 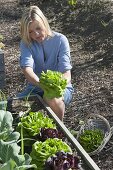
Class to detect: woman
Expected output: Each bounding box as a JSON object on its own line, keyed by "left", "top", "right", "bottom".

{"left": 17, "top": 5, "right": 74, "bottom": 121}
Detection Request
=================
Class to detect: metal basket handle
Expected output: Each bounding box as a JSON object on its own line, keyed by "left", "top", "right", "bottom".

{"left": 84, "top": 114, "right": 111, "bottom": 132}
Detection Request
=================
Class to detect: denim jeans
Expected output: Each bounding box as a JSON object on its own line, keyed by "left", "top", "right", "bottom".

{"left": 17, "top": 86, "right": 74, "bottom": 105}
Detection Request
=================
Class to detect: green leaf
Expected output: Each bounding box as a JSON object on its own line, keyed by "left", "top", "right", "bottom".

{"left": 0, "top": 110, "right": 13, "bottom": 132}
{"left": 68, "top": 0, "right": 77, "bottom": 6}
{"left": 7, "top": 132, "right": 20, "bottom": 142}
{"left": 0, "top": 140, "right": 37, "bottom": 169}
{"left": 0, "top": 140, "right": 23, "bottom": 165}
{"left": 0, "top": 110, "right": 20, "bottom": 141}
{"left": 0, "top": 158, "right": 37, "bottom": 170}
{"left": 0, "top": 159, "right": 17, "bottom": 170}
{"left": 40, "top": 70, "right": 67, "bottom": 99}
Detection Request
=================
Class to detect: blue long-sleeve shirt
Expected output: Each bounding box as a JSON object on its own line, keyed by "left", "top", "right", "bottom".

{"left": 19, "top": 31, "right": 73, "bottom": 91}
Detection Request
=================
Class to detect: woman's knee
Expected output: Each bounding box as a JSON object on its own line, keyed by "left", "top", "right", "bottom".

{"left": 44, "top": 97, "right": 65, "bottom": 120}
{"left": 44, "top": 97, "right": 63, "bottom": 107}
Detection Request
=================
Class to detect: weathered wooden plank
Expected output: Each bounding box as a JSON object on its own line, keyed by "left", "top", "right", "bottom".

{"left": 18, "top": 0, "right": 30, "bottom": 5}
{"left": 0, "top": 50, "right": 5, "bottom": 89}
{"left": 0, "top": 50, "right": 5, "bottom": 72}
{"left": 36, "top": 94, "right": 100, "bottom": 170}
{"left": 0, "top": 72, "right": 5, "bottom": 89}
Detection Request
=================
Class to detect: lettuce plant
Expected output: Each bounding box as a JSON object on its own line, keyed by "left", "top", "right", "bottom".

{"left": 40, "top": 70, "right": 67, "bottom": 99}
{"left": 45, "top": 151, "right": 80, "bottom": 170}
{"left": 30, "top": 138, "right": 72, "bottom": 170}
{"left": 17, "top": 111, "right": 56, "bottom": 139}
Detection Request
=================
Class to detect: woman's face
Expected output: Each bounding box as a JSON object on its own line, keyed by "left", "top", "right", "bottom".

{"left": 29, "top": 19, "right": 47, "bottom": 42}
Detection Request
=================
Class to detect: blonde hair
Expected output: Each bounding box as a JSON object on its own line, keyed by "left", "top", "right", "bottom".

{"left": 20, "top": 6, "right": 52, "bottom": 44}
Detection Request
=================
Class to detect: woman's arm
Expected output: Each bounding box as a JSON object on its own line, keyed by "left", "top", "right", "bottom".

{"left": 22, "top": 67, "right": 39, "bottom": 86}
{"left": 63, "top": 70, "right": 71, "bottom": 84}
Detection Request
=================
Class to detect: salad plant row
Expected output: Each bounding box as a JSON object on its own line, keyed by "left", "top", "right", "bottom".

{"left": 18, "top": 111, "right": 80, "bottom": 170}
{"left": 0, "top": 110, "right": 80, "bottom": 170}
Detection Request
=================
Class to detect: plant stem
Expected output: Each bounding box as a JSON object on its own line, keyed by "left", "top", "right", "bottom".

{"left": 21, "top": 125, "right": 24, "bottom": 155}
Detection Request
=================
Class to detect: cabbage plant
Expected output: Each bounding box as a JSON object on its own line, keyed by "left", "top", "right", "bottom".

{"left": 0, "top": 110, "right": 37, "bottom": 170}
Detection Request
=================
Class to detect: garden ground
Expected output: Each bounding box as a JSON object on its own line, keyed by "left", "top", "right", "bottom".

{"left": 1, "top": 0, "right": 113, "bottom": 169}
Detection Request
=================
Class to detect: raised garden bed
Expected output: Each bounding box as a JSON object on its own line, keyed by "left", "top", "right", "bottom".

{"left": 2, "top": 95, "right": 101, "bottom": 170}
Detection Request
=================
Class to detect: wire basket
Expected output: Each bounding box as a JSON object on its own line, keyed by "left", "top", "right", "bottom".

{"left": 77, "top": 114, "right": 113, "bottom": 156}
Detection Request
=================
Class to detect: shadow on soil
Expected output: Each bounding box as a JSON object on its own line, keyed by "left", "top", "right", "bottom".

{"left": 59, "top": 1, "right": 113, "bottom": 72}
{"left": 2, "top": 0, "right": 113, "bottom": 71}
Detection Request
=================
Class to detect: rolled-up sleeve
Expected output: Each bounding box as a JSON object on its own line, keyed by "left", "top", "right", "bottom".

{"left": 58, "top": 34, "right": 72, "bottom": 73}
{"left": 19, "top": 41, "right": 34, "bottom": 69}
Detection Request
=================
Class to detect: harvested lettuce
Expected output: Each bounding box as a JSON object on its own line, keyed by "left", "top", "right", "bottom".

{"left": 40, "top": 70, "right": 67, "bottom": 99}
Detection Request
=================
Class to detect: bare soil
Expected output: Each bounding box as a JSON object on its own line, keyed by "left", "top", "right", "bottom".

{"left": 1, "top": 0, "right": 113, "bottom": 169}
